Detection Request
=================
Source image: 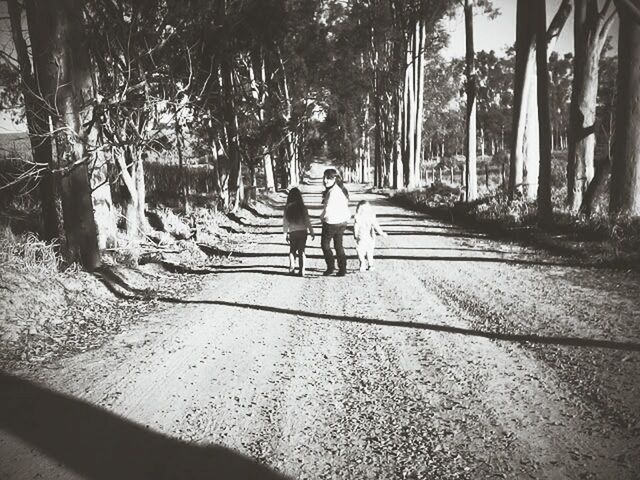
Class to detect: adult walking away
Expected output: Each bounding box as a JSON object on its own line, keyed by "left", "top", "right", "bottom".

{"left": 320, "top": 168, "right": 351, "bottom": 276}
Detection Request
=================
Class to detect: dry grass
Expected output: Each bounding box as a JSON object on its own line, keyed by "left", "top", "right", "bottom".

{"left": 0, "top": 226, "right": 61, "bottom": 273}
{"left": 395, "top": 183, "right": 640, "bottom": 266}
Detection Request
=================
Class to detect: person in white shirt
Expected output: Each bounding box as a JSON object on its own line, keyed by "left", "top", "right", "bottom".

{"left": 320, "top": 168, "right": 350, "bottom": 276}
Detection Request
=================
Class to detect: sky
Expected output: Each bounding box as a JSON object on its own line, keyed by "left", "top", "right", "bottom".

{"left": 442, "top": 0, "right": 619, "bottom": 59}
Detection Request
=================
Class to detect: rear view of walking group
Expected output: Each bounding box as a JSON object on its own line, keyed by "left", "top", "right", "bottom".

{"left": 282, "top": 168, "right": 387, "bottom": 277}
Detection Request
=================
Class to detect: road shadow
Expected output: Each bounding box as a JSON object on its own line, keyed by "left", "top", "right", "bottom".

{"left": 196, "top": 249, "right": 573, "bottom": 268}
{"left": 253, "top": 242, "right": 511, "bottom": 255}
{"left": 0, "top": 372, "right": 290, "bottom": 480}
{"left": 157, "top": 299, "right": 640, "bottom": 353}
{"left": 376, "top": 213, "right": 432, "bottom": 220}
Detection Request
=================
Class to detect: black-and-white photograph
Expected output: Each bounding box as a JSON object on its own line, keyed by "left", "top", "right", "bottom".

{"left": 0, "top": 0, "right": 639, "bottom": 478}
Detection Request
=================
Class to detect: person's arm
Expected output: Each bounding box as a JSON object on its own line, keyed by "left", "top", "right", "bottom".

{"left": 304, "top": 209, "right": 315, "bottom": 239}
{"left": 283, "top": 214, "right": 290, "bottom": 242}
{"left": 373, "top": 213, "right": 387, "bottom": 237}
{"left": 320, "top": 190, "right": 329, "bottom": 223}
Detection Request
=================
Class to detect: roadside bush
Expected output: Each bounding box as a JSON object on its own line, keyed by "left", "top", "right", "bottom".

{"left": 473, "top": 193, "right": 536, "bottom": 226}
{"left": 395, "top": 184, "right": 461, "bottom": 209}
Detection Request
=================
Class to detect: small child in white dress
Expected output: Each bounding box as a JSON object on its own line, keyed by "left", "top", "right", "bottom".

{"left": 353, "top": 200, "right": 387, "bottom": 272}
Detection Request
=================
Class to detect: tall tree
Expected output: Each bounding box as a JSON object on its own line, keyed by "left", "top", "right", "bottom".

{"left": 609, "top": 0, "right": 640, "bottom": 217}
{"left": 567, "top": 0, "right": 616, "bottom": 212}
{"left": 464, "top": 0, "right": 478, "bottom": 201}
{"left": 510, "top": 0, "right": 571, "bottom": 200}
{"left": 7, "top": 0, "right": 58, "bottom": 242}
{"left": 536, "top": 0, "right": 553, "bottom": 222}
{"left": 30, "top": 0, "right": 100, "bottom": 269}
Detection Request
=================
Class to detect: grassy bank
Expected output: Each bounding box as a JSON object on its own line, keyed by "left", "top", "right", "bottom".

{"left": 391, "top": 183, "right": 640, "bottom": 269}
{"left": 0, "top": 197, "right": 272, "bottom": 369}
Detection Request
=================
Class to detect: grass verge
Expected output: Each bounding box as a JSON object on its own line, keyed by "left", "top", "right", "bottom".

{"left": 391, "top": 184, "right": 640, "bottom": 269}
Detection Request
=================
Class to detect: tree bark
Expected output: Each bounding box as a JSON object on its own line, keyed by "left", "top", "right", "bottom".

{"left": 580, "top": 156, "right": 610, "bottom": 216}
{"left": 87, "top": 117, "right": 116, "bottom": 251}
{"left": 393, "top": 84, "right": 403, "bottom": 190}
{"left": 31, "top": 0, "right": 100, "bottom": 270}
{"left": 10, "top": 0, "right": 59, "bottom": 242}
{"left": 511, "top": 0, "right": 571, "bottom": 200}
{"left": 218, "top": 0, "right": 241, "bottom": 208}
{"left": 464, "top": 0, "right": 478, "bottom": 202}
{"left": 250, "top": 50, "right": 276, "bottom": 192}
{"left": 536, "top": 0, "right": 553, "bottom": 223}
{"left": 174, "top": 107, "right": 189, "bottom": 213}
{"left": 510, "top": 0, "right": 536, "bottom": 198}
{"left": 414, "top": 19, "right": 426, "bottom": 188}
{"left": 567, "top": 0, "right": 615, "bottom": 211}
{"left": 609, "top": 2, "right": 640, "bottom": 217}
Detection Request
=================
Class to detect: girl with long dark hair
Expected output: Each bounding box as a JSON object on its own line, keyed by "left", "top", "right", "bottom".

{"left": 320, "top": 168, "right": 350, "bottom": 276}
{"left": 283, "top": 187, "right": 315, "bottom": 276}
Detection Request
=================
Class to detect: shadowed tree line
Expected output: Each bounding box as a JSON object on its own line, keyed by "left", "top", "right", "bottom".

{"left": 1, "top": 0, "right": 640, "bottom": 271}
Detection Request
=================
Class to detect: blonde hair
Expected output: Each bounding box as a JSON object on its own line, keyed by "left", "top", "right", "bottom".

{"left": 355, "top": 200, "right": 374, "bottom": 222}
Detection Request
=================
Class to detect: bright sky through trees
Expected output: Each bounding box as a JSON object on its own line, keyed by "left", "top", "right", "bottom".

{"left": 442, "top": 0, "right": 619, "bottom": 58}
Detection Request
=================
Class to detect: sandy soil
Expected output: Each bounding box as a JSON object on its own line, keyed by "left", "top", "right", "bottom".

{"left": 1, "top": 163, "right": 639, "bottom": 479}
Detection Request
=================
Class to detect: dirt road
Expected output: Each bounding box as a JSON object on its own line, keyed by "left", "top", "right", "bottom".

{"left": 2, "top": 164, "right": 639, "bottom": 479}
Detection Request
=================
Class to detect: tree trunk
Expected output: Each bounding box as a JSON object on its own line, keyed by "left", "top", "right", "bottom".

{"left": 32, "top": 0, "right": 100, "bottom": 270}
{"left": 511, "top": 0, "right": 571, "bottom": 200}
{"left": 250, "top": 50, "right": 276, "bottom": 192}
{"left": 523, "top": 73, "right": 540, "bottom": 200}
{"left": 218, "top": 0, "right": 241, "bottom": 208}
{"left": 414, "top": 20, "right": 426, "bottom": 188}
{"left": 567, "top": 0, "right": 615, "bottom": 211}
{"left": 610, "top": 3, "right": 640, "bottom": 217}
{"left": 11, "top": 0, "right": 59, "bottom": 242}
{"left": 87, "top": 115, "right": 116, "bottom": 251}
{"left": 118, "top": 148, "right": 140, "bottom": 239}
{"left": 221, "top": 61, "right": 241, "bottom": 207}
{"left": 174, "top": 107, "right": 190, "bottom": 213}
{"left": 580, "top": 156, "right": 610, "bottom": 216}
{"left": 393, "top": 84, "right": 403, "bottom": 190}
{"left": 510, "top": 0, "right": 536, "bottom": 198}
{"left": 401, "top": 29, "right": 414, "bottom": 188}
{"left": 464, "top": 0, "right": 478, "bottom": 202}
{"left": 536, "top": 0, "right": 553, "bottom": 223}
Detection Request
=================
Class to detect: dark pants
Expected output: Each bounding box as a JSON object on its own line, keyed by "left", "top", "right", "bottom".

{"left": 321, "top": 222, "right": 347, "bottom": 272}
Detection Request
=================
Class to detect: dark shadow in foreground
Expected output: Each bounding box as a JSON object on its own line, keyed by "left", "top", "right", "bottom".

{"left": 0, "top": 372, "right": 289, "bottom": 480}
{"left": 158, "top": 299, "right": 640, "bottom": 353}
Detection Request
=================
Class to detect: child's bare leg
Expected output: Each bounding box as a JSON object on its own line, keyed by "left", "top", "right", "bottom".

{"left": 299, "top": 252, "right": 306, "bottom": 276}
{"left": 366, "top": 244, "right": 375, "bottom": 270}
{"left": 357, "top": 244, "right": 367, "bottom": 271}
{"left": 289, "top": 253, "right": 296, "bottom": 273}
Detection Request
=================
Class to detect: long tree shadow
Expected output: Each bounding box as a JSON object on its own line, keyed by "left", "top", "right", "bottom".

{"left": 251, "top": 242, "right": 511, "bottom": 255}
{"left": 0, "top": 372, "right": 290, "bottom": 480}
{"left": 384, "top": 230, "right": 487, "bottom": 239}
{"left": 376, "top": 224, "right": 468, "bottom": 231}
{"left": 377, "top": 213, "right": 433, "bottom": 220}
{"left": 157, "top": 299, "right": 640, "bottom": 352}
{"left": 196, "top": 249, "right": 573, "bottom": 268}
